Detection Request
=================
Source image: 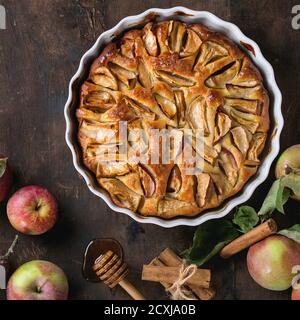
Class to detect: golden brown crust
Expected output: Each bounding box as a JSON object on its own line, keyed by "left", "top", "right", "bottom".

{"left": 76, "top": 20, "right": 270, "bottom": 219}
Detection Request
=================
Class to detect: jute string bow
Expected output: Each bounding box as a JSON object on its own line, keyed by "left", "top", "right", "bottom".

{"left": 167, "top": 260, "right": 198, "bottom": 300}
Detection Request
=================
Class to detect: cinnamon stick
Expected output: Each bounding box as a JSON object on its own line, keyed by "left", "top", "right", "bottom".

{"left": 150, "top": 257, "right": 197, "bottom": 300}
{"left": 158, "top": 248, "right": 215, "bottom": 300}
{"left": 142, "top": 265, "right": 210, "bottom": 288}
{"left": 220, "top": 219, "right": 277, "bottom": 259}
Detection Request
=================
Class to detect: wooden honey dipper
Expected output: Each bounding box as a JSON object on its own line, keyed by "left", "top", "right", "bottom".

{"left": 93, "top": 250, "right": 146, "bottom": 300}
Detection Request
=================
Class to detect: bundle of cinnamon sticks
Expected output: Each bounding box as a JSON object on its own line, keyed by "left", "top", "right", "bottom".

{"left": 142, "top": 248, "right": 215, "bottom": 300}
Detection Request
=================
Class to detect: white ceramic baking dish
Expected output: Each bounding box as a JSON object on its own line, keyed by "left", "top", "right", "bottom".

{"left": 64, "top": 6, "right": 283, "bottom": 228}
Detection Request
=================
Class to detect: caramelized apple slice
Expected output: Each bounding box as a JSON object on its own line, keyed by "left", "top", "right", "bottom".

{"left": 168, "top": 21, "right": 187, "bottom": 53}
{"left": 223, "top": 131, "right": 244, "bottom": 164}
{"left": 76, "top": 108, "right": 102, "bottom": 122}
{"left": 196, "top": 173, "right": 212, "bottom": 207}
{"left": 117, "top": 172, "right": 144, "bottom": 195}
{"left": 203, "top": 143, "right": 219, "bottom": 165}
{"left": 86, "top": 141, "right": 123, "bottom": 161}
{"left": 226, "top": 84, "right": 261, "bottom": 99}
{"left": 85, "top": 91, "right": 112, "bottom": 104}
{"left": 153, "top": 83, "right": 178, "bottom": 119}
{"left": 247, "top": 133, "right": 267, "bottom": 161}
{"left": 138, "top": 164, "right": 156, "bottom": 197}
{"left": 195, "top": 41, "right": 228, "bottom": 68}
{"left": 191, "top": 137, "right": 219, "bottom": 165}
{"left": 78, "top": 99, "right": 135, "bottom": 122}
{"left": 90, "top": 67, "right": 118, "bottom": 91}
{"left": 84, "top": 91, "right": 116, "bottom": 111}
{"left": 138, "top": 59, "right": 152, "bottom": 88}
{"left": 143, "top": 23, "right": 158, "bottom": 57}
{"left": 156, "top": 70, "right": 196, "bottom": 87}
{"left": 167, "top": 165, "right": 182, "bottom": 193}
{"left": 153, "top": 82, "right": 177, "bottom": 119}
{"left": 158, "top": 198, "right": 197, "bottom": 214}
{"left": 155, "top": 95, "right": 177, "bottom": 119}
{"left": 120, "top": 39, "right": 135, "bottom": 58}
{"left": 225, "top": 98, "right": 259, "bottom": 114}
{"left": 210, "top": 171, "right": 232, "bottom": 195}
{"left": 80, "top": 121, "right": 118, "bottom": 144}
{"left": 153, "top": 82, "right": 174, "bottom": 101}
{"left": 214, "top": 112, "right": 232, "bottom": 143}
{"left": 188, "top": 97, "right": 209, "bottom": 135}
{"left": 125, "top": 98, "right": 156, "bottom": 120}
{"left": 219, "top": 150, "right": 238, "bottom": 187}
{"left": 205, "top": 61, "right": 240, "bottom": 89}
{"left": 155, "top": 21, "right": 172, "bottom": 54}
{"left": 180, "top": 29, "right": 202, "bottom": 57}
{"left": 96, "top": 161, "right": 130, "bottom": 177}
{"left": 231, "top": 127, "right": 250, "bottom": 155}
{"left": 99, "top": 178, "right": 141, "bottom": 211}
{"left": 174, "top": 90, "right": 186, "bottom": 127}
{"left": 230, "top": 109, "right": 261, "bottom": 134}
{"left": 244, "top": 159, "right": 260, "bottom": 167}
{"left": 109, "top": 62, "right": 136, "bottom": 88}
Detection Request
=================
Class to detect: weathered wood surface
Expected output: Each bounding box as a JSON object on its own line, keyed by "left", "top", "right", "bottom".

{"left": 0, "top": 0, "right": 299, "bottom": 300}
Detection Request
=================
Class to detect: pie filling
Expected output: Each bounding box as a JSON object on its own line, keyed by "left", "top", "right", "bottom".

{"left": 76, "top": 20, "right": 270, "bottom": 219}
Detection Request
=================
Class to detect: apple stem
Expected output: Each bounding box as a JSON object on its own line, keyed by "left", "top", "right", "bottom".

{"left": 0, "top": 235, "right": 19, "bottom": 260}
{"left": 34, "top": 200, "right": 43, "bottom": 211}
{"left": 37, "top": 279, "right": 49, "bottom": 293}
{"left": 285, "top": 164, "right": 300, "bottom": 175}
{"left": 284, "top": 164, "right": 293, "bottom": 175}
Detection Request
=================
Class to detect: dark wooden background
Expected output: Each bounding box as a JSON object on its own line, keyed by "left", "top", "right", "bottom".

{"left": 0, "top": 0, "right": 299, "bottom": 300}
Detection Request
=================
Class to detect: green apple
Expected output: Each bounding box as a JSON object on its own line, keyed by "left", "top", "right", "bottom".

{"left": 276, "top": 145, "right": 300, "bottom": 201}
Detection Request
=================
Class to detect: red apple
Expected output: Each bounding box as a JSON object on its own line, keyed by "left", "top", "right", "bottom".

{"left": 247, "top": 235, "right": 300, "bottom": 291}
{"left": 292, "top": 280, "right": 300, "bottom": 300}
{"left": 7, "top": 185, "right": 58, "bottom": 235}
{"left": 7, "top": 260, "right": 68, "bottom": 300}
{"left": 0, "top": 157, "right": 13, "bottom": 203}
{"left": 292, "top": 288, "right": 300, "bottom": 300}
{"left": 275, "top": 145, "right": 300, "bottom": 200}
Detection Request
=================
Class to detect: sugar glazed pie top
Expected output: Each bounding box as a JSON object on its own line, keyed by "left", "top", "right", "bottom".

{"left": 76, "top": 20, "right": 269, "bottom": 219}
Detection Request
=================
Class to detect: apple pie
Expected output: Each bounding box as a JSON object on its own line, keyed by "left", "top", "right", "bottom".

{"left": 76, "top": 20, "right": 269, "bottom": 219}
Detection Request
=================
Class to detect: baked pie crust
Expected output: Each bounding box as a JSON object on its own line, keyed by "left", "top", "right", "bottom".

{"left": 76, "top": 20, "right": 269, "bottom": 219}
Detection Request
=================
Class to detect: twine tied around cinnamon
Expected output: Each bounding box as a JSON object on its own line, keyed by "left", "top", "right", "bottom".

{"left": 166, "top": 260, "right": 198, "bottom": 300}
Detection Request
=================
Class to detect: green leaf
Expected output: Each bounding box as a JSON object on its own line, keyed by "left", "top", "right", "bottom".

{"left": 258, "top": 179, "right": 290, "bottom": 216}
{"left": 233, "top": 206, "right": 259, "bottom": 233}
{"left": 278, "top": 225, "right": 300, "bottom": 244}
{"left": 183, "top": 220, "right": 240, "bottom": 266}
{"left": 281, "top": 173, "right": 300, "bottom": 199}
{"left": 258, "top": 173, "right": 300, "bottom": 218}
{"left": 0, "top": 158, "right": 8, "bottom": 178}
